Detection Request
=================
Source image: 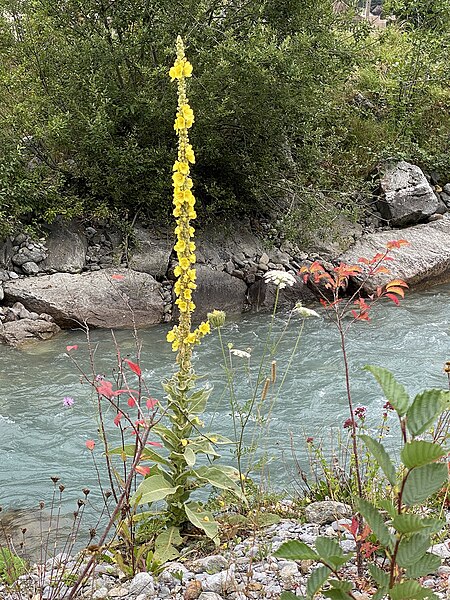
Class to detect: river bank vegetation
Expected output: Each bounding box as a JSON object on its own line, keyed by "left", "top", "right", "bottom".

{"left": 0, "top": 0, "right": 450, "bottom": 240}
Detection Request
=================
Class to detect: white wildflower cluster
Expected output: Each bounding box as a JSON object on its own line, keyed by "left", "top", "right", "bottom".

{"left": 263, "top": 270, "right": 296, "bottom": 289}
{"left": 229, "top": 348, "right": 251, "bottom": 359}
{"left": 293, "top": 302, "right": 320, "bottom": 319}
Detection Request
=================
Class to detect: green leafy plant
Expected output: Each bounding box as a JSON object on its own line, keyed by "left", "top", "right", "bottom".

{"left": 0, "top": 548, "right": 26, "bottom": 585}
{"left": 274, "top": 366, "right": 450, "bottom": 600}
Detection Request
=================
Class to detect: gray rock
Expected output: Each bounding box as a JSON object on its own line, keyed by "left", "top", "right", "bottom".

{"left": 11, "top": 246, "right": 46, "bottom": 266}
{"left": 280, "top": 562, "right": 299, "bottom": 590}
{"left": 188, "top": 265, "right": 247, "bottom": 321}
{"left": 13, "top": 233, "right": 27, "bottom": 245}
{"left": 0, "top": 269, "right": 9, "bottom": 281}
{"left": 92, "top": 588, "right": 109, "bottom": 600}
{"left": 129, "top": 572, "right": 155, "bottom": 596}
{"left": 260, "top": 252, "right": 270, "bottom": 265}
{"left": 339, "top": 215, "right": 450, "bottom": 292}
{"left": 431, "top": 542, "right": 450, "bottom": 559}
{"left": 198, "top": 594, "right": 224, "bottom": 600}
{"left": 202, "top": 566, "right": 237, "bottom": 594}
{"left": 443, "top": 183, "right": 450, "bottom": 194}
{"left": 21, "top": 261, "right": 40, "bottom": 275}
{"left": 0, "top": 318, "right": 60, "bottom": 347}
{"left": 4, "top": 268, "right": 164, "bottom": 329}
{"left": 192, "top": 555, "right": 229, "bottom": 575}
{"left": 129, "top": 224, "right": 174, "bottom": 279}
{"left": 377, "top": 161, "right": 439, "bottom": 226}
{"left": 41, "top": 220, "right": 87, "bottom": 274}
{"left": 304, "top": 501, "right": 352, "bottom": 525}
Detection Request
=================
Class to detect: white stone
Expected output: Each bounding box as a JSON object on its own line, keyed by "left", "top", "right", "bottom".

{"left": 129, "top": 572, "right": 155, "bottom": 596}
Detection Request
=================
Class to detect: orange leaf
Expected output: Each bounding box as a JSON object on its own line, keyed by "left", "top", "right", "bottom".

{"left": 135, "top": 465, "right": 150, "bottom": 476}
{"left": 386, "top": 279, "right": 409, "bottom": 288}
{"left": 373, "top": 266, "right": 390, "bottom": 275}
{"left": 386, "top": 239, "right": 409, "bottom": 250}
{"left": 385, "top": 286, "right": 405, "bottom": 298}
{"left": 85, "top": 440, "right": 95, "bottom": 451}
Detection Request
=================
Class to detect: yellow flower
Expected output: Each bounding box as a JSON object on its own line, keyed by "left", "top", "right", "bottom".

{"left": 172, "top": 339, "right": 180, "bottom": 351}
{"left": 187, "top": 269, "right": 196, "bottom": 281}
{"left": 203, "top": 516, "right": 210, "bottom": 522}
{"left": 185, "top": 116, "right": 194, "bottom": 128}
{"left": 174, "top": 189, "right": 185, "bottom": 202}
{"left": 169, "top": 63, "right": 183, "bottom": 79}
{"left": 183, "top": 61, "right": 193, "bottom": 77}
{"left": 185, "top": 332, "right": 196, "bottom": 344}
{"left": 189, "top": 242, "right": 196, "bottom": 251}
{"left": 183, "top": 289, "right": 192, "bottom": 300}
{"left": 185, "top": 145, "right": 195, "bottom": 164}
{"left": 188, "top": 301, "right": 196, "bottom": 311}
{"left": 185, "top": 178, "right": 193, "bottom": 189}
{"left": 174, "top": 116, "right": 185, "bottom": 130}
{"left": 181, "top": 438, "right": 188, "bottom": 447}
{"left": 188, "top": 209, "right": 197, "bottom": 219}
{"left": 174, "top": 265, "right": 182, "bottom": 277}
{"left": 178, "top": 300, "right": 188, "bottom": 312}
{"left": 181, "top": 105, "right": 194, "bottom": 119}
{"left": 166, "top": 329, "right": 177, "bottom": 342}
{"left": 188, "top": 282, "right": 197, "bottom": 290}
{"left": 173, "top": 206, "right": 181, "bottom": 217}
{"left": 198, "top": 321, "right": 211, "bottom": 335}
{"left": 172, "top": 172, "right": 185, "bottom": 186}
{"left": 179, "top": 257, "right": 190, "bottom": 269}
{"left": 174, "top": 239, "right": 186, "bottom": 253}
{"left": 177, "top": 162, "right": 189, "bottom": 175}
{"left": 189, "top": 253, "right": 196, "bottom": 264}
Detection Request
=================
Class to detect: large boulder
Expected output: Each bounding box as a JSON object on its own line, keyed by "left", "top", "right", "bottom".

{"left": 190, "top": 265, "right": 247, "bottom": 321}
{"left": 377, "top": 161, "right": 440, "bottom": 226}
{"left": 129, "top": 224, "right": 174, "bottom": 279}
{"left": 40, "top": 220, "right": 88, "bottom": 273}
{"left": 0, "top": 318, "right": 60, "bottom": 347}
{"left": 195, "top": 222, "right": 265, "bottom": 268}
{"left": 3, "top": 268, "right": 164, "bottom": 328}
{"left": 339, "top": 215, "right": 450, "bottom": 292}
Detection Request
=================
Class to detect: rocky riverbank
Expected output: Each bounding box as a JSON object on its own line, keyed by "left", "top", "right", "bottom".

{"left": 1, "top": 160, "right": 450, "bottom": 347}
{"left": 2, "top": 501, "right": 450, "bottom": 600}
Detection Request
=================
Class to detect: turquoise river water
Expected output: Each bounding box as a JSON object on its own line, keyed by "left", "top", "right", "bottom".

{"left": 0, "top": 283, "right": 449, "bottom": 522}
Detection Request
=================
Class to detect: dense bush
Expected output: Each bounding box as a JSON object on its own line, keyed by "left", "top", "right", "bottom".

{"left": 0, "top": 1, "right": 449, "bottom": 237}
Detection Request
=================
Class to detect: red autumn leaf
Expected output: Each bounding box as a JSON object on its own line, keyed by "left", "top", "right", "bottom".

{"left": 352, "top": 309, "right": 370, "bottom": 321}
{"left": 342, "top": 516, "right": 359, "bottom": 538}
{"left": 111, "top": 274, "right": 125, "bottom": 281}
{"left": 135, "top": 465, "right": 150, "bottom": 476}
{"left": 85, "top": 440, "right": 95, "bottom": 450}
{"left": 385, "top": 293, "right": 400, "bottom": 305}
{"left": 124, "top": 359, "right": 142, "bottom": 377}
{"left": 97, "top": 380, "right": 114, "bottom": 398}
{"left": 127, "top": 397, "right": 136, "bottom": 407}
{"left": 146, "top": 398, "right": 158, "bottom": 410}
{"left": 113, "top": 412, "right": 123, "bottom": 426}
{"left": 66, "top": 345, "right": 78, "bottom": 351}
{"left": 369, "top": 252, "right": 385, "bottom": 264}
{"left": 112, "top": 388, "right": 138, "bottom": 397}
{"left": 147, "top": 441, "right": 163, "bottom": 447}
{"left": 135, "top": 419, "right": 146, "bottom": 427}
{"left": 386, "top": 239, "right": 409, "bottom": 250}
{"left": 358, "top": 257, "right": 370, "bottom": 264}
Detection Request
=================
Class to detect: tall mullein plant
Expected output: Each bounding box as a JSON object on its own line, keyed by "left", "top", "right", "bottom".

{"left": 132, "top": 39, "right": 245, "bottom": 548}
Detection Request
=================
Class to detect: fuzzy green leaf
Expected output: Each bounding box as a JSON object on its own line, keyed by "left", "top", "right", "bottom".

{"left": 372, "top": 590, "right": 388, "bottom": 600}
{"left": 379, "top": 498, "right": 397, "bottom": 519}
{"left": 396, "top": 533, "right": 431, "bottom": 568}
{"left": 368, "top": 563, "right": 389, "bottom": 587}
{"left": 153, "top": 527, "right": 182, "bottom": 564}
{"left": 323, "top": 590, "right": 353, "bottom": 600}
{"left": 187, "top": 387, "right": 212, "bottom": 414}
{"left": 281, "top": 593, "right": 304, "bottom": 600}
{"left": 330, "top": 580, "right": 353, "bottom": 592}
{"left": 406, "top": 553, "right": 441, "bottom": 578}
{"left": 183, "top": 446, "right": 196, "bottom": 467}
{"left": 402, "top": 463, "right": 448, "bottom": 506}
{"left": 421, "top": 517, "right": 446, "bottom": 535}
{"left": 194, "top": 465, "right": 245, "bottom": 500}
{"left": 389, "top": 579, "right": 434, "bottom": 599}
{"left": 360, "top": 434, "right": 397, "bottom": 485}
{"left": 406, "top": 390, "right": 450, "bottom": 437}
{"left": 401, "top": 440, "right": 446, "bottom": 469}
{"left": 184, "top": 502, "right": 219, "bottom": 544}
{"left": 356, "top": 498, "right": 394, "bottom": 549}
{"left": 364, "top": 365, "right": 410, "bottom": 415}
{"left": 131, "top": 474, "right": 179, "bottom": 505}
{"left": 306, "top": 565, "right": 331, "bottom": 598}
{"left": 273, "top": 540, "right": 319, "bottom": 561}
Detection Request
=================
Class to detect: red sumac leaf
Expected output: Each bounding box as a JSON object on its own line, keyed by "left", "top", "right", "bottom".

{"left": 124, "top": 359, "right": 142, "bottom": 377}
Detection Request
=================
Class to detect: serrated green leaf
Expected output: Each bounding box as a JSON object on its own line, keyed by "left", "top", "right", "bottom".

{"left": 407, "top": 390, "right": 450, "bottom": 437}
{"left": 396, "top": 533, "right": 431, "bottom": 567}
{"left": 421, "top": 517, "right": 446, "bottom": 535}
{"left": 379, "top": 498, "right": 397, "bottom": 519}
{"left": 389, "top": 579, "right": 433, "bottom": 599}
{"left": 306, "top": 565, "right": 331, "bottom": 598}
{"left": 402, "top": 463, "right": 448, "bottom": 506}
{"left": 273, "top": 540, "right": 319, "bottom": 561}
{"left": 131, "top": 474, "right": 179, "bottom": 505}
{"left": 364, "top": 365, "right": 410, "bottom": 415}
{"left": 360, "top": 434, "right": 397, "bottom": 485}
{"left": 368, "top": 563, "right": 389, "bottom": 587}
{"left": 356, "top": 498, "right": 394, "bottom": 549}
{"left": 330, "top": 580, "right": 353, "bottom": 592}
{"left": 194, "top": 465, "right": 246, "bottom": 500}
{"left": 392, "top": 513, "right": 429, "bottom": 534}
{"left": 406, "top": 553, "right": 441, "bottom": 578}
{"left": 184, "top": 502, "right": 219, "bottom": 544}
{"left": 323, "top": 590, "right": 353, "bottom": 600}
{"left": 281, "top": 593, "right": 304, "bottom": 600}
{"left": 314, "top": 537, "right": 351, "bottom": 569}
{"left": 372, "top": 589, "right": 388, "bottom": 600}
{"left": 401, "top": 440, "right": 446, "bottom": 469}
{"left": 183, "top": 446, "right": 196, "bottom": 467}
{"left": 252, "top": 512, "right": 281, "bottom": 527}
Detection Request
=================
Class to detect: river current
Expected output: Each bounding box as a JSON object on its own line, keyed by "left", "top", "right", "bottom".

{"left": 0, "top": 283, "right": 449, "bottom": 518}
